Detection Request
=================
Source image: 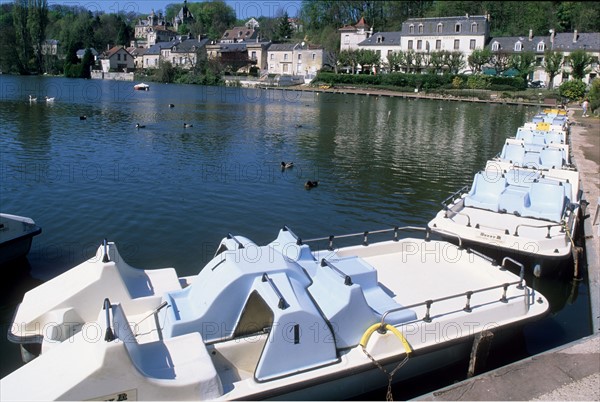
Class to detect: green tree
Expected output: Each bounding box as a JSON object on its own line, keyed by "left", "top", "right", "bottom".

{"left": 468, "top": 48, "right": 492, "bottom": 73}
{"left": 543, "top": 50, "right": 563, "bottom": 89}
{"left": 81, "top": 48, "right": 94, "bottom": 78}
{"left": 429, "top": 50, "right": 446, "bottom": 74}
{"left": 278, "top": 12, "right": 293, "bottom": 41}
{"left": 559, "top": 79, "right": 586, "bottom": 101}
{"left": 446, "top": 51, "right": 465, "bottom": 75}
{"left": 155, "top": 60, "right": 175, "bottom": 83}
{"left": 13, "top": 0, "right": 32, "bottom": 74}
{"left": 386, "top": 50, "right": 405, "bottom": 72}
{"left": 356, "top": 49, "right": 380, "bottom": 74}
{"left": 491, "top": 50, "right": 511, "bottom": 76}
{"left": 338, "top": 49, "right": 358, "bottom": 74}
{"left": 568, "top": 49, "right": 593, "bottom": 80}
{"left": 588, "top": 78, "right": 599, "bottom": 114}
{"left": 509, "top": 51, "right": 535, "bottom": 83}
{"left": 27, "top": 0, "right": 48, "bottom": 74}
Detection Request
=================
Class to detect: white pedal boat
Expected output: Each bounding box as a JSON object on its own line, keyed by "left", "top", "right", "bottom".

{"left": 2, "top": 226, "right": 548, "bottom": 401}
{"left": 428, "top": 160, "right": 582, "bottom": 277}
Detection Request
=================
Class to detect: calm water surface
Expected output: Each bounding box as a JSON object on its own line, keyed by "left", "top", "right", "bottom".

{"left": 0, "top": 76, "right": 592, "bottom": 397}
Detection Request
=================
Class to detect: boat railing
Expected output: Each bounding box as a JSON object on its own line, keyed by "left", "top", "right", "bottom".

{"left": 320, "top": 258, "right": 353, "bottom": 285}
{"left": 285, "top": 225, "right": 432, "bottom": 251}
{"left": 513, "top": 221, "right": 565, "bottom": 238}
{"left": 380, "top": 259, "right": 526, "bottom": 328}
{"left": 227, "top": 233, "right": 245, "bottom": 249}
{"left": 261, "top": 273, "right": 288, "bottom": 310}
{"left": 440, "top": 186, "right": 472, "bottom": 226}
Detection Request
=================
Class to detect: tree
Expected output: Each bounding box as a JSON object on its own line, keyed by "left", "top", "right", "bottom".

{"left": 428, "top": 50, "right": 446, "bottom": 74}
{"left": 13, "top": 0, "right": 32, "bottom": 74}
{"left": 155, "top": 60, "right": 175, "bottom": 83}
{"left": 510, "top": 51, "right": 535, "bottom": 83}
{"left": 386, "top": 50, "right": 405, "bottom": 72}
{"left": 543, "top": 50, "right": 563, "bottom": 89}
{"left": 468, "top": 48, "right": 492, "bottom": 73}
{"left": 446, "top": 51, "right": 465, "bottom": 74}
{"left": 356, "top": 49, "right": 380, "bottom": 74}
{"left": 491, "top": 50, "right": 511, "bottom": 76}
{"left": 81, "top": 48, "right": 94, "bottom": 78}
{"left": 338, "top": 49, "right": 358, "bottom": 73}
{"left": 277, "top": 12, "right": 293, "bottom": 41}
{"left": 568, "top": 49, "right": 593, "bottom": 80}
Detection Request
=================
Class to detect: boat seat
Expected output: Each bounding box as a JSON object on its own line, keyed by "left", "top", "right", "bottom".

{"left": 500, "top": 143, "right": 525, "bottom": 164}
{"left": 522, "top": 182, "right": 566, "bottom": 222}
{"left": 498, "top": 187, "right": 528, "bottom": 216}
{"left": 522, "top": 151, "right": 541, "bottom": 168}
{"left": 539, "top": 147, "right": 564, "bottom": 169}
{"left": 545, "top": 132, "right": 564, "bottom": 144}
{"left": 110, "top": 303, "right": 222, "bottom": 395}
{"left": 505, "top": 169, "right": 540, "bottom": 187}
{"left": 516, "top": 128, "right": 534, "bottom": 143}
{"left": 331, "top": 256, "right": 417, "bottom": 325}
{"left": 464, "top": 172, "right": 507, "bottom": 211}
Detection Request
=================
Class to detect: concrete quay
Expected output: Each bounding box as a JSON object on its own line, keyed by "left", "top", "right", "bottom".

{"left": 415, "top": 109, "right": 600, "bottom": 401}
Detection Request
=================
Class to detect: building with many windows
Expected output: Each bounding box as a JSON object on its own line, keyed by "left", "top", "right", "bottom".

{"left": 339, "top": 17, "right": 373, "bottom": 52}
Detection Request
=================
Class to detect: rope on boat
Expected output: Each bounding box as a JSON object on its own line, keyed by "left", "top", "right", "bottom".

{"left": 359, "top": 323, "right": 412, "bottom": 401}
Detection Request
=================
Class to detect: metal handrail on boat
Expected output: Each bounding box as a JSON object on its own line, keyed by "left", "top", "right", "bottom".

{"left": 513, "top": 221, "right": 564, "bottom": 238}
{"left": 300, "top": 226, "right": 431, "bottom": 250}
{"left": 379, "top": 279, "right": 524, "bottom": 328}
{"left": 261, "top": 273, "right": 288, "bottom": 310}
{"left": 226, "top": 233, "right": 245, "bottom": 249}
{"left": 320, "top": 258, "right": 353, "bottom": 286}
{"left": 440, "top": 186, "right": 472, "bottom": 227}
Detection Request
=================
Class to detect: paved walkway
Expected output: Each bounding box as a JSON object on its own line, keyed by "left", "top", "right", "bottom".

{"left": 415, "top": 107, "right": 600, "bottom": 401}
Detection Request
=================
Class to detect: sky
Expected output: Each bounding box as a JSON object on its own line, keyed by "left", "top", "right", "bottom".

{"left": 44, "top": 0, "right": 303, "bottom": 18}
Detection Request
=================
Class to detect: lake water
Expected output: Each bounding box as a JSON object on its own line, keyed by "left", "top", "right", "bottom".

{"left": 0, "top": 76, "right": 592, "bottom": 398}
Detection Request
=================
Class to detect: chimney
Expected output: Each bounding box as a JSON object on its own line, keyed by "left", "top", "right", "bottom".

{"left": 573, "top": 30, "right": 578, "bottom": 43}
{"left": 466, "top": 13, "right": 469, "bottom": 18}
{"left": 550, "top": 29, "right": 555, "bottom": 44}
{"left": 528, "top": 29, "right": 533, "bottom": 41}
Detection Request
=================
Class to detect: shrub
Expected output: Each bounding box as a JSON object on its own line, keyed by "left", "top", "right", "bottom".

{"left": 466, "top": 75, "right": 491, "bottom": 89}
{"left": 588, "top": 78, "right": 600, "bottom": 113}
{"left": 559, "top": 79, "right": 586, "bottom": 101}
{"left": 452, "top": 76, "right": 464, "bottom": 89}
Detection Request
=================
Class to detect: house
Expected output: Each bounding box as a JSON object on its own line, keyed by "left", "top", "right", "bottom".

{"left": 41, "top": 39, "right": 59, "bottom": 56}
{"left": 206, "top": 42, "right": 251, "bottom": 72}
{"left": 357, "top": 32, "right": 402, "bottom": 71}
{"left": 173, "top": 0, "right": 195, "bottom": 32}
{"left": 220, "top": 26, "right": 259, "bottom": 43}
{"left": 126, "top": 46, "right": 147, "bottom": 69}
{"left": 169, "top": 37, "right": 210, "bottom": 69}
{"left": 400, "top": 15, "right": 489, "bottom": 67}
{"left": 267, "top": 42, "right": 329, "bottom": 78}
{"left": 339, "top": 17, "right": 373, "bottom": 52}
{"left": 99, "top": 46, "right": 134, "bottom": 72}
{"left": 488, "top": 29, "right": 600, "bottom": 86}
{"left": 134, "top": 9, "right": 173, "bottom": 47}
{"left": 76, "top": 48, "right": 99, "bottom": 61}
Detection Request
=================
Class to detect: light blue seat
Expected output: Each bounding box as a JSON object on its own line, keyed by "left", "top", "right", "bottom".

{"left": 545, "top": 132, "right": 564, "bottom": 144}
{"left": 516, "top": 128, "right": 534, "bottom": 142}
{"left": 505, "top": 169, "right": 540, "bottom": 187}
{"left": 498, "top": 186, "right": 529, "bottom": 216}
{"left": 522, "top": 182, "right": 566, "bottom": 222}
{"left": 540, "top": 147, "right": 564, "bottom": 169}
{"left": 464, "top": 172, "right": 507, "bottom": 211}
{"left": 531, "top": 133, "right": 547, "bottom": 145}
{"left": 522, "top": 151, "right": 542, "bottom": 168}
{"left": 500, "top": 143, "right": 525, "bottom": 164}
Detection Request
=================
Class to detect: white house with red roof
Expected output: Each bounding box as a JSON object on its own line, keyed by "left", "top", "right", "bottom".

{"left": 99, "top": 46, "right": 134, "bottom": 72}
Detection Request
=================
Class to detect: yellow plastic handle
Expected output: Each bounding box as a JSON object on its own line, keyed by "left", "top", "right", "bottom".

{"left": 359, "top": 323, "right": 412, "bottom": 356}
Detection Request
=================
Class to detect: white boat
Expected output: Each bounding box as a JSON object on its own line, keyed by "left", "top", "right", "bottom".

{"left": 0, "top": 213, "right": 42, "bottom": 265}
{"left": 428, "top": 160, "right": 582, "bottom": 277}
{"left": 134, "top": 83, "right": 150, "bottom": 91}
{"left": 2, "top": 226, "right": 548, "bottom": 401}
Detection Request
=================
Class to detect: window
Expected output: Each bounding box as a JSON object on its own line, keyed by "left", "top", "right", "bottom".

{"left": 454, "top": 39, "right": 460, "bottom": 50}
{"left": 376, "top": 49, "right": 381, "bottom": 57}
{"left": 437, "top": 23, "right": 443, "bottom": 33}
{"left": 251, "top": 51, "right": 256, "bottom": 60}
{"left": 417, "top": 40, "right": 422, "bottom": 50}
{"left": 117, "top": 54, "right": 121, "bottom": 61}
{"left": 436, "top": 40, "right": 441, "bottom": 50}
{"left": 388, "top": 49, "right": 393, "bottom": 56}
{"left": 408, "top": 40, "right": 413, "bottom": 49}
{"left": 537, "top": 42, "right": 545, "bottom": 52}
{"left": 418, "top": 24, "right": 423, "bottom": 33}
{"left": 298, "top": 53, "right": 302, "bottom": 61}
{"left": 283, "top": 64, "right": 288, "bottom": 73}
{"left": 492, "top": 42, "right": 500, "bottom": 51}
{"left": 514, "top": 42, "right": 522, "bottom": 51}
{"left": 344, "top": 34, "right": 349, "bottom": 44}
{"left": 455, "top": 23, "right": 461, "bottom": 33}
{"left": 124, "top": 54, "right": 127, "bottom": 61}
{"left": 270, "top": 54, "right": 274, "bottom": 60}
{"left": 471, "top": 23, "right": 478, "bottom": 33}
{"left": 409, "top": 24, "right": 414, "bottom": 34}
{"left": 312, "top": 53, "right": 316, "bottom": 60}
{"left": 284, "top": 53, "right": 288, "bottom": 60}
{"left": 470, "top": 39, "right": 476, "bottom": 49}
